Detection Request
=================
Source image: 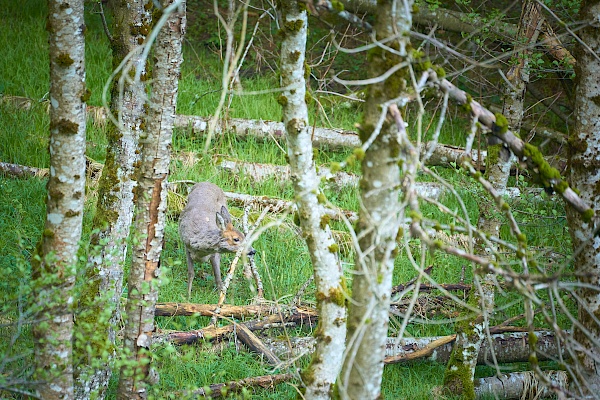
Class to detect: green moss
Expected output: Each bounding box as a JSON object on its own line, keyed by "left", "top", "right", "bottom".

{"left": 353, "top": 147, "right": 365, "bottom": 161}
{"left": 289, "top": 50, "right": 301, "bottom": 63}
{"left": 443, "top": 350, "right": 476, "bottom": 400}
{"left": 462, "top": 93, "right": 473, "bottom": 113}
{"left": 486, "top": 143, "right": 502, "bottom": 170}
{"left": 304, "top": 61, "right": 311, "bottom": 80}
{"left": 320, "top": 214, "right": 331, "bottom": 229}
{"left": 432, "top": 64, "right": 446, "bottom": 79}
{"left": 523, "top": 143, "right": 563, "bottom": 189}
{"left": 516, "top": 233, "right": 527, "bottom": 244}
{"left": 331, "top": 0, "right": 344, "bottom": 11}
{"left": 317, "top": 193, "right": 327, "bottom": 204}
{"left": 80, "top": 88, "right": 92, "bottom": 103}
{"left": 305, "top": 90, "right": 313, "bottom": 105}
{"left": 284, "top": 19, "right": 304, "bottom": 32}
{"left": 50, "top": 118, "right": 79, "bottom": 134}
{"left": 568, "top": 135, "right": 588, "bottom": 153}
{"left": 330, "top": 162, "right": 341, "bottom": 173}
{"left": 65, "top": 210, "right": 80, "bottom": 218}
{"left": 42, "top": 229, "right": 54, "bottom": 238}
{"left": 582, "top": 208, "right": 595, "bottom": 223}
{"left": 56, "top": 52, "right": 74, "bottom": 67}
{"left": 328, "top": 243, "right": 339, "bottom": 253}
{"left": 492, "top": 113, "right": 509, "bottom": 134}
{"left": 277, "top": 94, "right": 288, "bottom": 107}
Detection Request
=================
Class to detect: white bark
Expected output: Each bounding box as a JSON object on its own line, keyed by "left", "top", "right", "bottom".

{"left": 32, "top": 0, "right": 86, "bottom": 398}
{"left": 278, "top": 3, "right": 347, "bottom": 398}
{"left": 74, "top": 0, "right": 151, "bottom": 397}
{"left": 474, "top": 371, "right": 568, "bottom": 400}
{"left": 566, "top": 0, "right": 600, "bottom": 395}
{"left": 117, "top": 1, "right": 185, "bottom": 398}
{"left": 264, "top": 331, "right": 563, "bottom": 364}
{"left": 339, "top": 1, "right": 413, "bottom": 398}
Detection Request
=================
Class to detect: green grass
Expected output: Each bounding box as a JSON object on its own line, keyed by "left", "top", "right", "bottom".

{"left": 0, "top": 0, "right": 575, "bottom": 398}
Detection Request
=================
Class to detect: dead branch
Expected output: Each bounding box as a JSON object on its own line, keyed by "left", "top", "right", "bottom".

{"left": 235, "top": 324, "right": 281, "bottom": 365}
{"left": 384, "top": 335, "right": 456, "bottom": 364}
{"left": 154, "top": 306, "right": 318, "bottom": 345}
{"left": 183, "top": 372, "right": 294, "bottom": 398}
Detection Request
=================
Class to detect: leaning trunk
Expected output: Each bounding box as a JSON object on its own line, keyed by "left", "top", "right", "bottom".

{"left": 32, "top": 0, "right": 87, "bottom": 398}
{"left": 338, "top": 1, "right": 412, "bottom": 398}
{"left": 278, "top": 2, "right": 347, "bottom": 398}
{"left": 566, "top": 0, "right": 600, "bottom": 395}
{"left": 117, "top": 1, "right": 186, "bottom": 398}
{"left": 74, "top": 0, "right": 151, "bottom": 397}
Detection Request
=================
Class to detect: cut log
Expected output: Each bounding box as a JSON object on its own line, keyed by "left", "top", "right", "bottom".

{"left": 474, "top": 370, "right": 568, "bottom": 399}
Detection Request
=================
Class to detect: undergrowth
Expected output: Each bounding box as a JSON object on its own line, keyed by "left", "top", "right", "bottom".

{"left": 0, "top": 0, "right": 573, "bottom": 398}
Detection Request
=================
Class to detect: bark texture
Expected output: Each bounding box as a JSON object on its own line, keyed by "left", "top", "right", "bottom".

{"left": 117, "top": 1, "right": 185, "bottom": 398}
{"left": 567, "top": 0, "right": 600, "bottom": 395}
{"left": 74, "top": 0, "right": 151, "bottom": 397}
{"left": 338, "top": 1, "right": 412, "bottom": 398}
{"left": 278, "top": 3, "right": 347, "bottom": 398}
{"left": 32, "top": 0, "right": 86, "bottom": 398}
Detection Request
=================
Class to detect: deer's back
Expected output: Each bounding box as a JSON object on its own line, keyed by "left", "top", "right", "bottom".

{"left": 179, "top": 182, "right": 228, "bottom": 256}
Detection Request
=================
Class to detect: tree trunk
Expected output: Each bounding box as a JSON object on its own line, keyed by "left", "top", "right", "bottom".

{"left": 31, "top": 0, "right": 86, "bottom": 398}
{"left": 567, "top": 0, "right": 600, "bottom": 395}
{"left": 443, "top": 2, "right": 539, "bottom": 398}
{"left": 338, "top": 1, "right": 413, "bottom": 398}
{"left": 117, "top": 1, "right": 185, "bottom": 398}
{"left": 74, "top": 0, "right": 151, "bottom": 397}
{"left": 278, "top": 2, "right": 347, "bottom": 398}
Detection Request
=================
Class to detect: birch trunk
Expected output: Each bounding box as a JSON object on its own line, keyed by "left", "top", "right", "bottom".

{"left": 566, "top": 0, "right": 600, "bottom": 395}
{"left": 32, "top": 0, "right": 86, "bottom": 398}
{"left": 117, "top": 1, "right": 185, "bottom": 398}
{"left": 74, "top": 0, "right": 151, "bottom": 397}
{"left": 278, "top": 3, "right": 347, "bottom": 398}
{"left": 338, "top": 1, "right": 412, "bottom": 398}
{"left": 443, "top": 2, "right": 538, "bottom": 398}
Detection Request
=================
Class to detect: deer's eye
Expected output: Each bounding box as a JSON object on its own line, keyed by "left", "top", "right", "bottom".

{"left": 233, "top": 238, "right": 240, "bottom": 243}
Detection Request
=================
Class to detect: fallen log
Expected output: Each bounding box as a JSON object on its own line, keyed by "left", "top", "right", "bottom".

{"left": 182, "top": 372, "right": 294, "bottom": 398}
{"left": 474, "top": 370, "right": 568, "bottom": 400}
{"left": 155, "top": 302, "right": 281, "bottom": 318}
{"left": 262, "top": 330, "right": 563, "bottom": 365}
{"left": 0, "top": 162, "right": 48, "bottom": 178}
{"left": 217, "top": 157, "right": 446, "bottom": 199}
{"left": 154, "top": 306, "right": 318, "bottom": 345}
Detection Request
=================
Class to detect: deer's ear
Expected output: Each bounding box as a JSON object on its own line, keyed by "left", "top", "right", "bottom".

{"left": 219, "top": 205, "right": 232, "bottom": 223}
{"left": 215, "top": 211, "right": 226, "bottom": 230}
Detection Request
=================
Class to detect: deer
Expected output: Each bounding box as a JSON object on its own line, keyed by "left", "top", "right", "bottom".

{"left": 179, "top": 182, "right": 253, "bottom": 297}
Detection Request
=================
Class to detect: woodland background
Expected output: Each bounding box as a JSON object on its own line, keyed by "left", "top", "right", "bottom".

{"left": 0, "top": 0, "right": 597, "bottom": 399}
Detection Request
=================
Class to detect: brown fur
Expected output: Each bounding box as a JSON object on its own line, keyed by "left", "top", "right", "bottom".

{"left": 179, "top": 182, "right": 246, "bottom": 296}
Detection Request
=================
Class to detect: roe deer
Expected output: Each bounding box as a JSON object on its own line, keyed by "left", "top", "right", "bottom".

{"left": 179, "top": 182, "right": 251, "bottom": 297}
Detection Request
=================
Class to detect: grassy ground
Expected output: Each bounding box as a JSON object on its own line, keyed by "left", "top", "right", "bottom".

{"left": 0, "top": 0, "right": 573, "bottom": 398}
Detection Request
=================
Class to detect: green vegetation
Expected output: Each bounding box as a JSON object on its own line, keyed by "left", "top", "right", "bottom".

{"left": 0, "top": 0, "right": 575, "bottom": 398}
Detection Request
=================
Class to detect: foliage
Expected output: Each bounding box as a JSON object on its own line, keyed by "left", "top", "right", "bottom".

{"left": 0, "top": 0, "right": 580, "bottom": 398}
